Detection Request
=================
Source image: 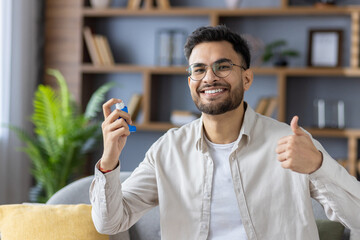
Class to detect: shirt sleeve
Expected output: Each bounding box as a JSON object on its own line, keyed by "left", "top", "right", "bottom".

{"left": 89, "top": 153, "right": 158, "bottom": 235}
{"left": 309, "top": 140, "right": 360, "bottom": 231}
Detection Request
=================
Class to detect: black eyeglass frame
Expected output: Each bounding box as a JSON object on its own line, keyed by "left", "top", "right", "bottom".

{"left": 186, "top": 60, "right": 247, "bottom": 81}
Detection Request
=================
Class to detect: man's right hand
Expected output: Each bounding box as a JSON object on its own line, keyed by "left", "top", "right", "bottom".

{"left": 100, "top": 98, "right": 132, "bottom": 171}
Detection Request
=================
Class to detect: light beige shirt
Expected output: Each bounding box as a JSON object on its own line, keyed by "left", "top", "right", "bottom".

{"left": 90, "top": 104, "right": 360, "bottom": 240}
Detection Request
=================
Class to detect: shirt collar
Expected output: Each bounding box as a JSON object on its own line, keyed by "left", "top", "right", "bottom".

{"left": 195, "top": 102, "right": 257, "bottom": 152}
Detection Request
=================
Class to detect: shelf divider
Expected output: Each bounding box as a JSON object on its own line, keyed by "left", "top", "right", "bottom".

{"left": 351, "top": 11, "right": 360, "bottom": 68}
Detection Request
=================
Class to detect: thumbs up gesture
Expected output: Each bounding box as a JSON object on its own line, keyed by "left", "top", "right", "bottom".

{"left": 276, "top": 116, "right": 323, "bottom": 174}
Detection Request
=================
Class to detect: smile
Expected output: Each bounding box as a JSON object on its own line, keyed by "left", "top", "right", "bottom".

{"left": 203, "top": 88, "right": 225, "bottom": 94}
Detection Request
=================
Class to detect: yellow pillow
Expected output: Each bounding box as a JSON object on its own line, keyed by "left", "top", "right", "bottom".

{"left": 0, "top": 204, "right": 109, "bottom": 240}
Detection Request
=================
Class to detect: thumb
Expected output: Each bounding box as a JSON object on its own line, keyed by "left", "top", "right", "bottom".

{"left": 291, "top": 116, "right": 305, "bottom": 136}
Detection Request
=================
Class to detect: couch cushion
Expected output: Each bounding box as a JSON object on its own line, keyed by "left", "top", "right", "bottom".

{"left": 0, "top": 204, "right": 108, "bottom": 240}
{"left": 316, "top": 219, "right": 345, "bottom": 240}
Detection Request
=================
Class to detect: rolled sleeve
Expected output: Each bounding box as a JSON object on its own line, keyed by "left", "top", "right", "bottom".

{"left": 309, "top": 151, "right": 360, "bottom": 230}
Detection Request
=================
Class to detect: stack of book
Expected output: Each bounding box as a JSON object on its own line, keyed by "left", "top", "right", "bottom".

{"left": 83, "top": 26, "right": 115, "bottom": 66}
{"left": 255, "top": 97, "right": 278, "bottom": 117}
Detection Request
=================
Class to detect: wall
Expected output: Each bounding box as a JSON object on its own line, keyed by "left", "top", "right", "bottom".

{"left": 89, "top": 0, "right": 360, "bottom": 171}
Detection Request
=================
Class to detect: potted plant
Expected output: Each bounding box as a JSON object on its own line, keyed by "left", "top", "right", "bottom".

{"left": 262, "top": 39, "right": 300, "bottom": 67}
{"left": 7, "top": 69, "right": 114, "bottom": 202}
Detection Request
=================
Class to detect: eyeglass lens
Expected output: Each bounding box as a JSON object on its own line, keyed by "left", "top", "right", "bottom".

{"left": 188, "top": 61, "right": 234, "bottom": 81}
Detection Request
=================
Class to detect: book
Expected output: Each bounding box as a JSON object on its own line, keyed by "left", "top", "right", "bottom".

{"left": 255, "top": 97, "right": 269, "bottom": 115}
{"left": 127, "top": 0, "right": 141, "bottom": 9}
{"left": 83, "top": 27, "right": 101, "bottom": 65}
{"left": 101, "top": 36, "right": 115, "bottom": 65}
{"left": 255, "top": 97, "right": 278, "bottom": 117}
{"left": 92, "top": 35, "right": 115, "bottom": 66}
{"left": 94, "top": 35, "right": 106, "bottom": 65}
{"left": 128, "top": 94, "right": 143, "bottom": 121}
{"left": 156, "top": 0, "right": 170, "bottom": 9}
{"left": 143, "top": 0, "right": 154, "bottom": 9}
{"left": 264, "top": 97, "right": 278, "bottom": 117}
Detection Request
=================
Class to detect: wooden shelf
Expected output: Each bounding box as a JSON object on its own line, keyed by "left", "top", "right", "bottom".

{"left": 307, "top": 128, "right": 360, "bottom": 138}
{"left": 82, "top": 6, "right": 360, "bottom": 17}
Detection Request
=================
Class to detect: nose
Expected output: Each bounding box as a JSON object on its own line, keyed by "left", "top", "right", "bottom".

{"left": 202, "top": 66, "right": 218, "bottom": 83}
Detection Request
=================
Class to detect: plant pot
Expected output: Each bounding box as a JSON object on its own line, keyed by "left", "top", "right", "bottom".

{"left": 274, "top": 57, "right": 288, "bottom": 67}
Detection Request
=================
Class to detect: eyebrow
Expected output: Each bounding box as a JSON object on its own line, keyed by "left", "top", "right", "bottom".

{"left": 191, "top": 58, "right": 232, "bottom": 67}
{"left": 214, "top": 58, "right": 232, "bottom": 64}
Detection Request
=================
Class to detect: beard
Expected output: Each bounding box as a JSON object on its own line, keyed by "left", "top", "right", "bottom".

{"left": 192, "top": 82, "right": 244, "bottom": 115}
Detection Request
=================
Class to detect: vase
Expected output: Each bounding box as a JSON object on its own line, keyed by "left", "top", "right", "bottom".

{"left": 224, "top": 0, "right": 242, "bottom": 9}
{"left": 90, "top": 0, "right": 112, "bottom": 8}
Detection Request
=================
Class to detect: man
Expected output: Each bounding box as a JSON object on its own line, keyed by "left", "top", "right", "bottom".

{"left": 90, "top": 25, "right": 360, "bottom": 239}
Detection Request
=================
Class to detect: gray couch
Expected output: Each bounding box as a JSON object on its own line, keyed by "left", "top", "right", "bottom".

{"left": 46, "top": 171, "right": 350, "bottom": 240}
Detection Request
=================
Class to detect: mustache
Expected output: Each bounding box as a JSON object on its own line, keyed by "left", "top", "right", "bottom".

{"left": 197, "top": 82, "right": 230, "bottom": 92}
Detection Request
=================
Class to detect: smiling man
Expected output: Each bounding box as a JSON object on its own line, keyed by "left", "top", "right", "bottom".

{"left": 90, "top": 25, "right": 360, "bottom": 239}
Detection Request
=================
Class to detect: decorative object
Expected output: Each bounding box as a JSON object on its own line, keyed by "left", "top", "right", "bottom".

{"left": 224, "top": 0, "right": 242, "bottom": 9}
{"left": 308, "top": 29, "right": 343, "bottom": 67}
{"left": 241, "top": 34, "right": 265, "bottom": 67}
{"left": 262, "top": 40, "right": 299, "bottom": 66}
{"left": 6, "top": 69, "right": 114, "bottom": 202}
{"left": 90, "top": 0, "right": 112, "bottom": 8}
{"left": 313, "top": 99, "right": 345, "bottom": 129}
{"left": 156, "top": 29, "right": 187, "bottom": 66}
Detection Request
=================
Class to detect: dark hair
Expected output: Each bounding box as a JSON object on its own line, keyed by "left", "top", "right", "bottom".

{"left": 184, "top": 25, "right": 251, "bottom": 69}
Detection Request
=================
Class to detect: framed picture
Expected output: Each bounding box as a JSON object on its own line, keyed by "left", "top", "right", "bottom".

{"left": 307, "top": 29, "right": 343, "bottom": 67}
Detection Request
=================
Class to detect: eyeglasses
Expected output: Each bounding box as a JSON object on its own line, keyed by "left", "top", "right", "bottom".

{"left": 187, "top": 60, "right": 246, "bottom": 81}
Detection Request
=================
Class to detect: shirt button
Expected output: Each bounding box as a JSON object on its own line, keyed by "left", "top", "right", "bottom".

{"left": 201, "top": 224, "right": 207, "bottom": 230}
{"left": 205, "top": 192, "right": 211, "bottom": 198}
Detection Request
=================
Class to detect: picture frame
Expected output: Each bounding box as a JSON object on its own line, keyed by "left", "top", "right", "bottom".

{"left": 307, "top": 29, "right": 343, "bottom": 67}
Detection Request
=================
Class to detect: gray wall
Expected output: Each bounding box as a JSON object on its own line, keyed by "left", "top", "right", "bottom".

{"left": 89, "top": 0, "right": 360, "bottom": 171}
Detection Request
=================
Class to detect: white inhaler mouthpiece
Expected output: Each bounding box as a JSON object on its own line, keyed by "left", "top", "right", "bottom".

{"left": 115, "top": 102, "right": 125, "bottom": 111}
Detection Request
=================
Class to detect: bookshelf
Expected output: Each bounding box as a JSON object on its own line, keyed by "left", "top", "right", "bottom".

{"left": 44, "top": 0, "right": 360, "bottom": 176}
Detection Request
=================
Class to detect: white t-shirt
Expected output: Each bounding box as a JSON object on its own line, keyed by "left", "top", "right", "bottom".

{"left": 205, "top": 135, "right": 248, "bottom": 240}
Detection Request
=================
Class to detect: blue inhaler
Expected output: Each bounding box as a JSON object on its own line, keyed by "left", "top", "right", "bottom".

{"left": 116, "top": 102, "right": 137, "bottom": 133}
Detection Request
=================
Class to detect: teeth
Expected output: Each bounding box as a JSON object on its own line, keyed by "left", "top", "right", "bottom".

{"left": 204, "top": 89, "right": 224, "bottom": 94}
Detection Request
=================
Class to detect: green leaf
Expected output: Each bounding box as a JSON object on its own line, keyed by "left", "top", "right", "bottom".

{"left": 85, "top": 82, "right": 116, "bottom": 119}
{"left": 264, "top": 39, "right": 286, "bottom": 51}
{"left": 4, "top": 69, "right": 114, "bottom": 202}
{"left": 281, "top": 49, "right": 300, "bottom": 57}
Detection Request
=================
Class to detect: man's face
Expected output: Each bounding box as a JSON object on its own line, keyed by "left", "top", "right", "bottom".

{"left": 188, "top": 41, "right": 247, "bottom": 115}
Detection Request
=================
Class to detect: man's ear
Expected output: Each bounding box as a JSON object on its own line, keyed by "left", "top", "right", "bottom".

{"left": 243, "top": 69, "right": 253, "bottom": 91}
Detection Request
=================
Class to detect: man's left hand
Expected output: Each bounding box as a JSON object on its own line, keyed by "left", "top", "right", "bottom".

{"left": 276, "top": 116, "right": 323, "bottom": 174}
